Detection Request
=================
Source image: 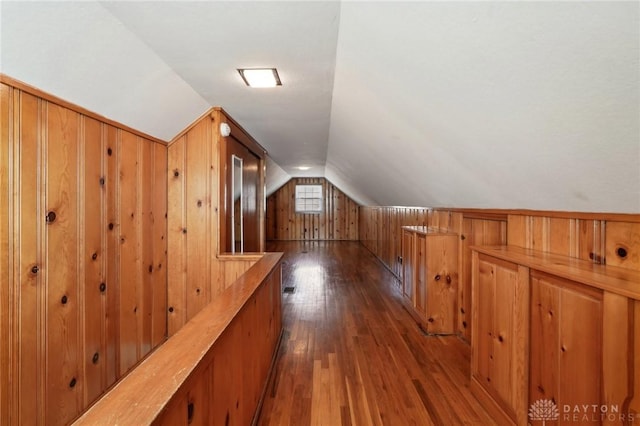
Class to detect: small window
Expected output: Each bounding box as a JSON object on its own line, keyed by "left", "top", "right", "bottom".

{"left": 295, "top": 184, "right": 323, "bottom": 213}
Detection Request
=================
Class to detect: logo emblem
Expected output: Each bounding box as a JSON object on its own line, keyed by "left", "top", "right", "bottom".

{"left": 529, "top": 399, "right": 560, "bottom": 425}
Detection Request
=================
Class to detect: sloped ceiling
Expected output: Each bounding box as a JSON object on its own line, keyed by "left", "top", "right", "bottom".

{"left": 2, "top": 1, "right": 638, "bottom": 212}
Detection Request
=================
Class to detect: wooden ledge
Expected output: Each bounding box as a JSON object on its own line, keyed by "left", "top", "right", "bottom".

{"left": 73, "top": 252, "right": 283, "bottom": 425}
{"left": 472, "top": 245, "right": 640, "bottom": 300}
{"left": 401, "top": 225, "right": 458, "bottom": 236}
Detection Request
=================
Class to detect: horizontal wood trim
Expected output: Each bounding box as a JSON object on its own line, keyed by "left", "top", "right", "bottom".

{"left": 0, "top": 74, "right": 167, "bottom": 145}
{"left": 73, "top": 252, "right": 283, "bottom": 425}
{"left": 472, "top": 245, "right": 640, "bottom": 300}
{"left": 401, "top": 225, "right": 458, "bottom": 236}
{"left": 401, "top": 206, "right": 639, "bottom": 223}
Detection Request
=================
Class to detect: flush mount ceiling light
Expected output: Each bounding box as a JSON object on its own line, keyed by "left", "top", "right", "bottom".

{"left": 296, "top": 166, "right": 311, "bottom": 171}
{"left": 238, "top": 68, "right": 282, "bottom": 88}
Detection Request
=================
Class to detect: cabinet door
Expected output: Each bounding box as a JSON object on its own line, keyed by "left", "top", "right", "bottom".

{"left": 425, "top": 235, "right": 457, "bottom": 334}
{"left": 529, "top": 272, "right": 602, "bottom": 422}
{"left": 402, "top": 231, "right": 414, "bottom": 304}
{"left": 472, "top": 253, "right": 529, "bottom": 425}
{"left": 415, "top": 234, "right": 427, "bottom": 316}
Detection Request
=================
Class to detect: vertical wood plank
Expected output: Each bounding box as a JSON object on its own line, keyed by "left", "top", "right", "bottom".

{"left": 118, "top": 131, "right": 140, "bottom": 373}
{"left": 185, "top": 121, "right": 211, "bottom": 321}
{"left": 82, "top": 116, "right": 106, "bottom": 406}
{"left": 167, "top": 137, "right": 186, "bottom": 336}
{"left": 104, "top": 124, "right": 119, "bottom": 384}
{"left": 140, "top": 139, "right": 154, "bottom": 357}
{"left": 45, "top": 102, "right": 81, "bottom": 424}
{"left": 16, "top": 91, "right": 41, "bottom": 425}
{"left": 152, "top": 143, "right": 168, "bottom": 347}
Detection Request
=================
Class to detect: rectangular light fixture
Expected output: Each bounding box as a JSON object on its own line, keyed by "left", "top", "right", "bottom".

{"left": 238, "top": 68, "right": 282, "bottom": 88}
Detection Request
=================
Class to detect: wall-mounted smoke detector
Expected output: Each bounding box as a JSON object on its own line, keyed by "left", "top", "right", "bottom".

{"left": 237, "top": 68, "right": 282, "bottom": 88}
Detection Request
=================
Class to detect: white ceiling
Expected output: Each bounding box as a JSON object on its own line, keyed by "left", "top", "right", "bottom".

{"left": 2, "top": 1, "right": 638, "bottom": 212}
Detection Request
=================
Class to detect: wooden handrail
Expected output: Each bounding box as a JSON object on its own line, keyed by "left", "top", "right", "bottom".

{"left": 73, "top": 252, "right": 283, "bottom": 425}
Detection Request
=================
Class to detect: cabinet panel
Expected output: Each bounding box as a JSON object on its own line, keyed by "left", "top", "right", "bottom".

{"left": 530, "top": 272, "right": 602, "bottom": 422}
{"left": 402, "top": 230, "right": 414, "bottom": 303}
{"left": 472, "top": 254, "right": 528, "bottom": 425}
{"left": 425, "top": 236, "right": 458, "bottom": 334}
{"left": 415, "top": 234, "right": 426, "bottom": 315}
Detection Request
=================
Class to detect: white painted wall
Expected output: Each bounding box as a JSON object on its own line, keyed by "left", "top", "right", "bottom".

{"left": 328, "top": 2, "right": 640, "bottom": 212}
{"left": 1, "top": 2, "right": 209, "bottom": 141}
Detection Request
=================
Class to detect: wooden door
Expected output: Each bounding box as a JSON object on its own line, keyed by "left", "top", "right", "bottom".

{"left": 472, "top": 253, "right": 529, "bottom": 425}
{"left": 225, "top": 137, "right": 260, "bottom": 253}
{"left": 529, "top": 271, "right": 602, "bottom": 425}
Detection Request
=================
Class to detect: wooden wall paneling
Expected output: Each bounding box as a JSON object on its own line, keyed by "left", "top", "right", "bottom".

{"left": 605, "top": 221, "right": 640, "bottom": 271}
{"left": 577, "top": 219, "right": 601, "bottom": 263}
{"left": 266, "top": 178, "right": 359, "bottom": 241}
{"left": 0, "top": 83, "right": 10, "bottom": 425}
{"left": 152, "top": 143, "right": 168, "bottom": 347}
{"left": 104, "top": 124, "right": 119, "bottom": 384}
{"left": 167, "top": 137, "right": 186, "bottom": 336}
{"left": 82, "top": 116, "right": 106, "bottom": 406}
{"left": 211, "top": 319, "right": 243, "bottom": 425}
{"left": 118, "top": 131, "right": 141, "bottom": 373}
{"left": 16, "top": 90, "right": 40, "bottom": 425}
{"left": 507, "top": 214, "right": 530, "bottom": 248}
{"left": 266, "top": 194, "right": 276, "bottom": 241}
{"left": 185, "top": 121, "right": 211, "bottom": 321}
{"left": 45, "top": 101, "right": 82, "bottom": 424}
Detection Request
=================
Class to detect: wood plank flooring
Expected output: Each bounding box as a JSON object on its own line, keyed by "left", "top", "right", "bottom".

{"left": 258, "top": 241, "right": 495, "bottom": 426}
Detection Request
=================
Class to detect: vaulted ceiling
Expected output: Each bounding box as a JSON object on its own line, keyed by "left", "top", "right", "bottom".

{"left": 2, "top": 1, "right": 638, "bottom": 212}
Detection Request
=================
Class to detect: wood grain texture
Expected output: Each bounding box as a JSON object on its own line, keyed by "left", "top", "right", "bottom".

{"left": 471, "top": 254, "right": 529, "bottom": 425}
{"left": 167, "top": 110, "right": 267, "bottom": 337}
{"left": 45, "top": 101, "right": 82, "bottom": 424}
{"left": 2, "top": 80, "right": 168, "bottom": 426}
{"left": 259, "top": 241, "right": 494, "bottom": 426}
{"left": 472, "top": 245, "right": 640, "bottom": 300}
{"left": 74, "top": 253, "right": 283, "bottom": 426}
{"left": 16, "top": 90, "right": 41, "bottom": 425}
{"left": 401, "top": 227, "right": 458, "bottom": 334}
{"left": 266, "top": 178, "right": 359, "bottom": 241}
{"left": 82, "top": 116, "right": 105, "bottom": 405}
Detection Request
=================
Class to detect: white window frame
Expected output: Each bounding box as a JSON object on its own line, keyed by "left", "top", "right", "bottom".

{"left": 295, "top": 184, "right": 323, "bottom": 214}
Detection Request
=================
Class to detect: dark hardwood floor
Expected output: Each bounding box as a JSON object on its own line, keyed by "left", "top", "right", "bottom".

{"left": 258, "top": 241, "right": 494, "bottom": 426}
